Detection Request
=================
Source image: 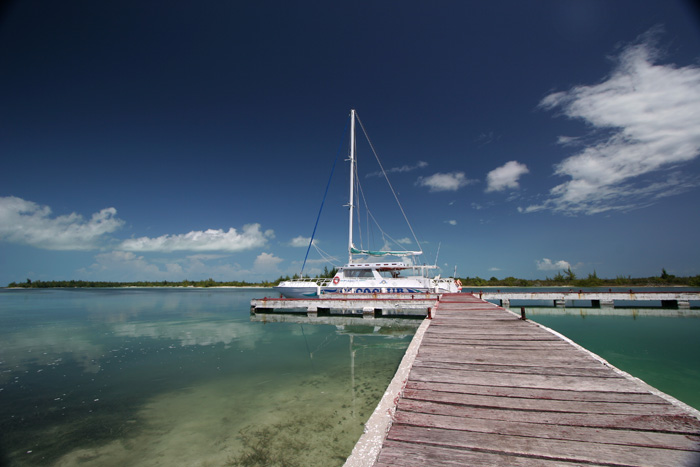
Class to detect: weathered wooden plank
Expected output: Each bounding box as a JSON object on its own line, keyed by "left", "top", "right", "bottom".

{"left": 422, "top": 336, "right": 563, "bottom": 345}
{"left": 415, "top": 353, "right": 606, "bottom": 369}
{"left": 420, "top": 342, "right": 575, "bottom": 351}
{"left": 401, "top": 388, "right": 685, "bottom": 416}
{"left": 386, "top": 424, "right": 700, "bottom": 466}
{"left": 375, "top": 440, "right": 600, "bottom": 466}
{"left": 393, "top": 411, "right": 700, "bottom": 451}
{"left": 416, "top": 348, "right": 606, "bottom": 368}
{"left": 409, "top": 365, "right": 646, "bottom": 392}
{"left": 396, "top": 399, "right": 700, "bottom": 434}
{"left": 412, "top": 360, "right": 617, "bottom": 377}
{"left": 405, "top": 381, "right": 663, "bottom": 404}
{"left": 424, "top": 328, "right": 560, "bottom": 337}
{"left": 430, "top": 315, "right": 519, "bottom": 322}
{"left": 422, "top": 335, "right": 574, "bottom": 346}
{"left": 423, "top": 327, "right": 560, "bottom": 336}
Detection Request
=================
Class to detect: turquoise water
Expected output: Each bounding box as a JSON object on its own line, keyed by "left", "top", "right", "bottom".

{"left": 3, "top": 290, "right": 698, "bottom": 466}
{"left": 528, "top": 308, "right": 700, "bottom": 411}
{"left": 0, "top": 288, "right": 414, "bottom": 466}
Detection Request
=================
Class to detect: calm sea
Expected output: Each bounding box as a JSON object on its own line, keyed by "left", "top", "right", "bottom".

{"left": 0, "top": 288, "right": 414, "bottom": 467}
{"left": 2, "top": 288, "right": 698, "bottom": 466}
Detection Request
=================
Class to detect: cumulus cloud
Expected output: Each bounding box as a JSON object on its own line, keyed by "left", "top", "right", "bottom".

{"left": 366, "top": 161, "right": 428, "bottom": 178}
{"left": 253, "top": 252, "right": 283, "bottom": 272}
{"left": 485, "top": 161, "right": 530, "bottom": 193}
{"left": 84, "top": 251, "right": 260, "bottom": 281}
{"left": 446, "top": 220, "right": 457, "bottom": 226}
{"left": 290, "top": 236, "right": 314, "bottom": 247}
{"left": 529, "top": 30, "right": 700, "bottom": 214}
{"left": 0, "top": 196, "right": 123, "bottom": 250}
{"left": 536, "top": 258, "right": 571, "bottom": 271}
{"left": 417, "top": 172, "right": 475, "bottom": 192}
{"left": 119, "top": 224, "right": 273, "bottom": 252}
{"left": 88, "top": 251, "right": 168, "bottom": 278}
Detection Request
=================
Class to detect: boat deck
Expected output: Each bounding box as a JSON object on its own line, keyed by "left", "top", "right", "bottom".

{"left": 346, "top": 293, "right": 700, "bottom": 466}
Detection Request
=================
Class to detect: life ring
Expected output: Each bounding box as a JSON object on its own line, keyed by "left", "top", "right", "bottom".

{"left": 332, "top": 276, "right": 340, "bottom": 285}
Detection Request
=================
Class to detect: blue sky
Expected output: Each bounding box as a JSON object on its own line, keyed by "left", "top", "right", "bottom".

{"left": 1, "top": 0, "right": 700, "bottom": 285}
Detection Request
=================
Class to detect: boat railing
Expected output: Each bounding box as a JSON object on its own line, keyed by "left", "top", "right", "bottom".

{"left": 284, "top": 277, "right": 333, "bottom": 286}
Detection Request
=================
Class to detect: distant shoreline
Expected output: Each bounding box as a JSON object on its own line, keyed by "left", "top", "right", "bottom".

{"left": 4, "top": 285, "right": 700, "bottom": 291}
{"left": 3, "top": 285, "right": 270, "bottom": 290}
{"left": 5, "top": 272, "right": 700, "bottom": 290}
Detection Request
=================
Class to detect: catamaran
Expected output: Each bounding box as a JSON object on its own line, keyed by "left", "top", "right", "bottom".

{"left": 274, "top": 110, "right": 461, "bottom": 298}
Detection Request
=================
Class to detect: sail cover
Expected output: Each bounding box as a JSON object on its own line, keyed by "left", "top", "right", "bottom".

{"left": 350, "top": 246, "right": 422, "bottom": 256}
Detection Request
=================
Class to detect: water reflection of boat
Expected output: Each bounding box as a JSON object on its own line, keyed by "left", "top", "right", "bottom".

{"left": 275, "top": 110, "right": 460, "bottom": 298}
{"left": 249, "top": 311, "right": 421, "bottom": 333}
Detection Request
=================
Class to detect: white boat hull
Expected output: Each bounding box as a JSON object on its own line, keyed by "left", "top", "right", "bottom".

{"left": 274, "top": 277, "right": 459, "bottom": 298}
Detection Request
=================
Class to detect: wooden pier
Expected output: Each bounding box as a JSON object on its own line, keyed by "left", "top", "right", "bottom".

{"left": 251, "top": 293, "right": 440, "bottom": 318}
{"left": 475, "top": 290, "right": 699, "bottom": 309}
{"left": 346, "top": 293, "right": 700, "bottom": 466}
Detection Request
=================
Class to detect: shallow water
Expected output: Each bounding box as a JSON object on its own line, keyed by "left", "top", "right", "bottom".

{"left": 0, "top": 288, "right": 414, "bottom": 466}
{"left": 527, "top": 308, "right": 700, "bottom": 411}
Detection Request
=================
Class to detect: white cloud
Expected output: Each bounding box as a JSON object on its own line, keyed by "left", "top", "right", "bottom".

{"left": 290, "top": 235, "right": 313, "bottom": 247}
{"left": 84, "top": 251, "right": 257, "bottom": 281}
{"left": 536, "top": 258, "right": 571, "bottom": 271}
{"left": 397, "top": 237, "right": 412, "bottom": 245}
{"left": 485, "top": 161, "right": 529, "bottom": 193}
{"left": 417, "top": 172, "right": 475, "bottom": 192}
{"left": 531, "top": 31, "right": 700, "bottom": 214}
{"left": 119, "top": 224, "right": 273, "bottom": 252}
{"left": 88, "top": 251, "right": 167, "bottom": 278}
{"left": 366, "top": 161, "right": 428, "bottom": 178}
{"left": 0, "top": 196, "right": 123, "bottom": 250}
{"left": 253, "top": 252, "right": 283, "bottom": 272}
{"left": 446, "top": 219, "right": 457, "bottom": 226}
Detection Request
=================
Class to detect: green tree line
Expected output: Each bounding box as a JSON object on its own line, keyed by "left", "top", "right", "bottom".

{"left": 7, "top": 268, "right": 699, "bottom": 289}
{"left": 7, "top": 266, "right": 340, "bottom": 289}
{"left": 457, "top": 268, "right": 700, "bottom": 288}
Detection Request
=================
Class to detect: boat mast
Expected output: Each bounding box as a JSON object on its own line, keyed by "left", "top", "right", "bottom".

{"left": 348, "top": 109, "right": 356, "bottom": 264}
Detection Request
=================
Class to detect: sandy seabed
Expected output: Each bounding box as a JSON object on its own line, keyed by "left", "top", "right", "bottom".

{"left": 47, "top": 357, "right": 391, "bottom": 467}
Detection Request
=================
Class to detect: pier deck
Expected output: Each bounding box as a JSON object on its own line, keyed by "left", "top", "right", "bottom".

{"left": 348, "top": 293, "right": 700, "bottom": 466}
{"left": 250, "top": 293, "right": 440, "bottom": 317}
{"left": 476, "top": 290, "right": 699, "bottom": 309}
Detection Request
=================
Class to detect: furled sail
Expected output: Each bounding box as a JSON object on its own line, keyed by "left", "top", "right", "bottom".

{"left": 350, "top": 246, "right": 422, "bottom": 256}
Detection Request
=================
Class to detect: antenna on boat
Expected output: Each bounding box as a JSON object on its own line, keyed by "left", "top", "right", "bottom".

{"left": 434, "top": 242, "right": 441, "bottom": 268}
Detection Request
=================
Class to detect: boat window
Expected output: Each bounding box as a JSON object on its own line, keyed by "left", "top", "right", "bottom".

{"left": 344, "top": 269, "right": 374, "bottom": 278}
{"left": 378, "top": 270, "right": 400, "bottom": 278}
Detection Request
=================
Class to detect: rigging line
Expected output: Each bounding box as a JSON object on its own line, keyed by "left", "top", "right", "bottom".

{"left": 300, "top": 118, "right": 349, "bottom": 276}
{"left": 355, "top": 113, "right": 423, "bottom": 253}
{"left": 312, "top": 243, "right": 340, "bottom": 266}
{"left": 353, "top": 159, "right": 364, "bottom": 250}
{"left": 353, "top": 133, "right": 411, "bottom": 255}
{"left": 354, "top": 153, "right": 419, "bottom": 256}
